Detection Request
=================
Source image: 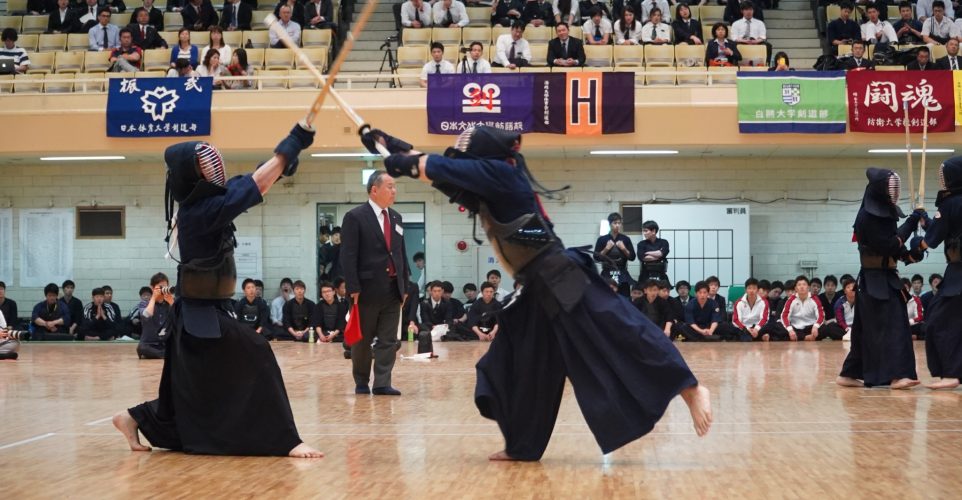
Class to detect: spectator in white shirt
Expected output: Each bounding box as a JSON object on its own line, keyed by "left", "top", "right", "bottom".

{"left": 269, "top": 5, "right": 301, "bottom": 48}
{"left": 923, "top": 1, "right": 957, "bottom": 44}
{"left": 583, "top": 7, "right": 613, "bottom": 45}
{"left": 772, "top": 276, "right": 826, "bottom": 342}
{"left": 401, "top": 0, "right": 433, "bottom": 28}
{"left": 862, "top": 4, "right": 898, "bottom": 49}
{"left": 433, "top": 0, "right": 470, "bottom": 28}
{"left": 640, "top": 0, "right": 671, "bottom": 23}
{"left": 614, "top": 6, "right": 643, "bottom": 44}
{"left": 553, "top": 0, "right": 579, "bottom": 25}
{"left": 918, "top": 0, "right": 956, "bottom": 22}
{"left": 494, "top": 23, "right": 532, "bottom": 68}
{"left": 641, "top": 7, "right": 671, "bottom": 44}
{"left": 456, "top": 41, "right": 493, "bottom": 73}
{"left": 420, "top": 42, "right": 455, "bottom": 87}
{"left": 731, "top": 2, "right": 771, "bottom": 62}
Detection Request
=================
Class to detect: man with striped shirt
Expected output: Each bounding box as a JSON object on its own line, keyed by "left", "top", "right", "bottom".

{"left": 0, "top": 29, "right": 31, "bottom": 74}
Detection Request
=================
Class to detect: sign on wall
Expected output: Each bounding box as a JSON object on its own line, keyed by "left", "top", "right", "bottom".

{"left": 106, "top": 77, "right": 213, "bottom": 137}
{"left": 234, "top": 236, "right": 262, "bottom": 293}
{"left": 427, "top": 72, "right": 634, "bottom": 135}
{"left": 847, "top": 70, "right": 955, "bottom": 133}
{"left": 19, "top": 209, "right": 73, "bottom": 288}
{"left": 737, "top": 71, "right": 847, "bottom": 133}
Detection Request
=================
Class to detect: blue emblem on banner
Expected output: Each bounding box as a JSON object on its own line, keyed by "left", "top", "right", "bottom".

{"left": 106, "top": 77, "right": 213, "bottom": 137}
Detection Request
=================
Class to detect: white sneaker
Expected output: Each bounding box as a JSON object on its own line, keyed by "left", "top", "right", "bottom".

{"left": 117, "top": 335, "right": 136, "bottom": 342}
{"left": 842, "top": 332, "right": 851, "bottom": 341}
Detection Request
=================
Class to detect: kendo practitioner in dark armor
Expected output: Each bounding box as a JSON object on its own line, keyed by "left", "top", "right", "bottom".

{"left": 836, "top": 168, "right": 923, "bottom": 390}
{"left": 113, "top": 121, "right": 324, "bottom": 458}
{"left": 594, "top": 212, "right": 636, "bottom": 297}
{"left": 908, "top": 156, "right": 962, "bottom": 390}
{"left": 362, "top": 125, "right": 711, "bottom": 461}
{"left": 637, "top": 219, "right": 670, "bottom": 284}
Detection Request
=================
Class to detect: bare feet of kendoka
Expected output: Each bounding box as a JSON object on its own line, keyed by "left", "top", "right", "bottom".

{"left": 835, "top": 376, "right": 863, "bottom": 388}
{"left": 289, "top": 443, "right": 324, "bottom": 458}
{"left": 488, "top": 450, "right": 519, "bottom": 461}
{"left": 890, "top": 378, "right": 921, "bottom": 390}
{"left": 113, "top": 411, "right": 151, "bottom": 451}
{"left": 926, "top": 378, "right": 961, "bottom": 390}
{"left": 681, "top": 384, "right": 712, "bottom": 437}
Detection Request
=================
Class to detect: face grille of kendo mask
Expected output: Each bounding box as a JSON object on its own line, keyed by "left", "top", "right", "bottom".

{"left": 940, "top": 163, "right": 947, "bottom": 191}
{"left": 195, "top": 142, "right": 226, "bottom": 187}
{"left": 454, "top": 127, "right": 476, "bottom": 153}
{"left": 888, "top": 172, "right": 901, "bottom": 205}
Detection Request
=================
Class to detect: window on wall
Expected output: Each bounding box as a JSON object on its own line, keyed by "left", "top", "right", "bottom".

{"left": 76, "top": 207, "right": 125, "bottom": 239}
{"left": 621, "top": 202, "right": 669, "bottom": 233}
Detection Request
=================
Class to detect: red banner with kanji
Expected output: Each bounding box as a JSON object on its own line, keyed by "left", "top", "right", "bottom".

{"left": 847, "top": 70, "right": 955, "bottom": 133}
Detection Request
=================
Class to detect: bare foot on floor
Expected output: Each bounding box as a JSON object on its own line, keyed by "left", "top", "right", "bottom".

{"left": 112, "top": 411, "right": 151, "bottom": 452}
{"left": 926, "top": 378, "right": 961, "bottom": 390}
{"left": 835, "top": 376, "right": 863, "bottom": 388}
{"left": 289, "top": 443, "right": 324, "bottom": 458}
{"left": 891, "top": 378, "right": 921, "bottom": 390}
{"left": 488, "top": 450, "right": 520, "bottom": 461}
{"left": 681, "top": 385, "right": 712, "bottom": 437}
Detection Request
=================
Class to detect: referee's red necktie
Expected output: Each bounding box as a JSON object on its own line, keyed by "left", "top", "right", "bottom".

{"left": 382, "top": 209, "right": 396, "bottom": 277}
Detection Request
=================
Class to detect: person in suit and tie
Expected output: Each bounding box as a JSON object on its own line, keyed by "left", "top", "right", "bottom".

{"left": 303, "top": 0, "right": 335, "bottom": 30}
{"left": 937, "top": 38, "right": 962, "bottom": 70}
{"left": 182, "top": 0, "right": 219, "bottom": 31}
{"left": 128, "top": 0, "right": 164, "bottom": 30}
{"left": 220, "top": 0, "right": 253, "bottom": 31}
{"left": 906, "top": 45, "right": 937, "bottom": 70}
{"left": 340, "top": 170, "right": 410, "bottom": 396}
{"left": 844, "top": 39, "right": 875, "bottom": 70}
{"left": 129, "top": 7, "right": 167, "bottom": 49}
{"left": 547, "top": 22, "right": 585, "bottom": 67}
{"left": 48, "top": 0, "right": 80, "bottom": 33}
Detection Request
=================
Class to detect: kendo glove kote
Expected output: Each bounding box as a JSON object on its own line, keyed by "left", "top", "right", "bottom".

{"left": 275, "top": 120, "right": 316, "bottom": 176}
{"left": 360, "top": 127, "right": 413, "bottom": 156}
{"left": 384, "top": 153, "right": 423, "bottom": 179}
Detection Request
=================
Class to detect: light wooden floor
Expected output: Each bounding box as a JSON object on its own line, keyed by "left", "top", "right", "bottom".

{"left": 2, "top": 341, "right": 962, "bottom": 499}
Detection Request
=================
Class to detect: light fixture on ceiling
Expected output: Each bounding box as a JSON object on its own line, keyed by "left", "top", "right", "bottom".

{"left": 590, "top": 150, "right": 680, "bottom": 155}
{"left": 40, "top": 156, "right": 126, "bottom": 161}
{"left": 867, "top": 148, "right": 955, "bottom": 154}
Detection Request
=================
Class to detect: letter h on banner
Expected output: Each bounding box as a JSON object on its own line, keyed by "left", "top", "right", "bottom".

{"left": 566, "top": 73, "right": 602, "bottom": 135}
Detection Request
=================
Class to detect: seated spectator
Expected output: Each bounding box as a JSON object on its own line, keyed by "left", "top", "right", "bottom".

{"left": 731, "top": 2, "right": 771, "bottom": 64}
{"left": 923, "top": 1, "right": 955, "bottom": 45}
{"left": 811, "top": 279, "right": 822, "bottom": 298}
{"left": 0, "top": 282, "right": 18, "bottom": 330}
{"left": 905, "top": 281, "right": 927, "bottom": 340}
{"left": 235, "top": 278, "right": 272, "bottom": 338}
{"left": 303, "top": 0, "right": 334, "bottom": 31}
{"left": 274, "top": 0, "right": 306, "bottom": 28}
{"left": 493, "top": 0, "right": 524, "bottom": 27}
{"left": 725, "top": 0, "right": 763, "bottom": 24}
{"left": 221, "top": 0, "right": 253, "bottom": 31}
{"left": 401, "top": 0, "right": 433, "bottom": 29}
{"left": 522, "top": 0, "right": 552, "bottom": 27}
{"left": 907, "top": 45, "right": 937, "bottom": 68}
{"left": 183, "top": 0, "right": 219, "bottom": 32}
{"left": 862, "top": 5, "right": 898, "bottom": 50}
{"left": 553, "top": 0, "right": 579, "bottom": 25}
{"left": 634, "top": 279, "right": 673, "bottom": 336}
{"left": 630, "top": 283, "right": 644, "bottom": 302}
{"left": 61, "top": 279, "right": 84, "bottom": 338}
{"left": 227, "top": 48, "right": 254, "bottom": 88}
{"left": 768, "top": 50, "right": 792, "bottom": 71}
{"left": 819, "top": 278, "right": 856, "bottom": 341}
{"left": 579, "top": 0, "right": 611, "bottom": 23}
{"left": 672, "top": 3, "right": 703, "bottom": 45}
{"left": 139, "top": 273, "right": 172, "bottom": 359}
{"left": 486, "top": 269, "right": 511, "bottom": 301}
{"left": 27, "top": 0, "right": 54, "bottom": 15}
{"left": 583, "top": 7, "right": 613, "bottom": 45}
{"left": 458, "top": 41, "right": 493, "bottom": 73}
{"left": 101, "top": 285, "right": 123, "bottom": 329}
{"left": 493, "top": 22, "right": 532, "bottom": 68}
{"left": 441, "top": 281, "right": 470, "bottom": 338}
{"left": 109, "top": 28, "right": 143, "bottom": 71}
{"left": 129, "top": 0, "right": 165, "bottom": 30}
{"left": 434, "top": 0, "right": 471, "bottom": 27}
{"left": 918, "top": 0, "right": 955, "bottom": 22}
{"left": 273, "top": 279, "right": 296, "bottom": 331}
{"left": 730, "top": 278, "right": 770, "bottom": 341}
{"left": 169, "top": 28, "right": 199, "bottom": 69}
{"left": 845, "top": 39, "right": 876, "bottom": 69}
{"left": 312, "top": 281, "right": 347, "bottom": 343}
{"left": 911, "top": 273, "right": 925, "bottom": 297}
{"left": 920, "top": 273, "right": 942, "bottom": 311}
{"left": 412, "top": 251, "right": 426, "bottom": 296}
{"left": 197, "top": 49, "right": 231, "bottom": 88}
{"left": 166, "top": 57, "right": 199, "bottom": 76}
{"left": 706, "top": 22, "right": 741, "bottom": 66}
{"left": 32, "top": 283, "right": 72, "bottom": 341}
{"left": 420, "top": 42, "right": 455, "bottom": 87}
{"left": 641, "top": 7, "right": 670, "bottom": 44}
{"left": 167, "top": 0, "right": 187, "bottom": 13}
{"left": 640, "top": 0, "right": 670, "bottom": 23}
{"left": 548, "top": 22, "right": 586, "bottom": 66}
{"left": 88, "top": 8, "right": 121, "bottom": 51}
{"left": 855, "top": 0, "right": 888, "bottom": 22}
{"left": 412, "top": 281, "right": 454, "bottom": 343}
{"left": 818, "top": 275, "right": 840, "bottom": 314}
{"left": 827, "top": 2, "right": 861, "bottom": 55}
{"left": 127, "top": 286, "right": 152, "bottom": 339}
{"left": 282, "top": 280, "right": 315, "bottom": 341}
{"left": 49, "top": 0, "right": 80, "bottom": 34}
{"left": 677, "top": 281, "right": 723, "bottom": 342}
{"left": 705, "top": 275, "right": 726, "bottom": 318}
{"left": 269, "top": 4, "right": 301, "bottom": 47}
{"left": 0, "top": 311, "right": 20, "bottom": 360}
{"left": 462, "top": 282, "right": 479, "bottom": 309}
{"left": 333, "top": 276, "right": 350, "bottom": 306}
{"left": 890, "top": 3, "right": 923, "bottom": 46}
{"left": 668, "top": 280, "right": 687, "bottom": 323}
{"left": 76, "top": 0, "right": 104, "bottom": 32}
{"left": 767, "top": 276, "right": 825, "bottom": 341}
{"left": 766, "top": 280, "right": 784, "bottom": 322}
{"left": 200, "top": 26, "right": 232, "bottom": 67}
{"left": 130, "top": 7, "right": 167, "bottom": 49}
{"left": 467, "top": 282, "right": 502, "bottom": 341}
{"left": 80, "top": 287, "right": 121, "bottom": 341}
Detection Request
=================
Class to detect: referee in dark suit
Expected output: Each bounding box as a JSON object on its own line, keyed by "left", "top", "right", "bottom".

{"left": 340, "top": 171, "right": 410, "bottom": 396}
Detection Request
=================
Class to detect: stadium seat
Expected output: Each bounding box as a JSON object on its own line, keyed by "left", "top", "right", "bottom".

{"left": 164, "top": 12, "right": 182, "bottom": 31}
{"left": 550, "top": 66, "right": 581, "bottom": 72}
{"left": 699, "top": 6, "right": 725, "bottom": 24}
{"left": 242, "top": 30, "right": 270, "bottom": 48}
{"left": 613, "top": 44, "right": 644, "bottom": 68}
{"left": 222, "top": 30, "right": 242, "bottom": 47}
{"left": 876, "top": 65, "right": 904, "bottom": 71}
{"left": 258, "top": 69, "right": 289, "bottom": 88}
{"left": 158, "top": 31, "right": 179, "bottom": 47}
{"left": 18, "top": 33, "right": 38, "bottom": 52}
{"left": 143, "top": 48, "right": 172, "bottom": 71}
{"left": 931, "top": 44, "right": 948, "bottom": 60}
{"left": 67, "top": 33, "right": 89, "bottom": 51}
{"left": 301, "top": 28, "right": 332, "bottom": 48}
{"left": 523, "top": 25, "right": 552, "bottom": 44}
{"left": 708, "top": 66, "right": 737, "bottom": 84}
{"left": 74, "top": 72, "right": 106, "bottom": 92}
{"left": 674, "top": 44, "right": 705, "bottom": 67}
{"left": 442, "top": 44, "right": 459, "bottom": 64}
{"left": 402, "top": 27, "right": 432, "bottom": 46}
{"left": 646, "top": 68, "right": 675, "bottom": 86}
{"left": 396, "top": 45, "right": 428, "bottom": 68}
{"left": 245, "top": 47, "right": 266, "bottom": 69}
{"left": 688, "top": 5, "right": 700, "bottom": 21}
{"left": 264, "top": 47, "right": 294, "bottom": 69}
{"left": 569, "top": 26, "right": 583, "bottom": 40}
{"left": 83, "top": 50, "right": 112, "bottom": 72}
{"left": 38, "top": 33, "right": 67, "bottom": 52}
{"left": 644, "top": 44, "right": 674, "bottom": 66}
{"left": 490, "top": 66, "right": 516, "bottom": 73}
{"left": 738, "top": 45, "right": 767, "bottom": 67}
{"left": 432, "top": 27, "right": 462, "bottom": 47}
{"left": 0, "top": 16, "right": 22, "bottom": 32}
{"left": 297, "top": 47, "right": 329, "bottom": 72}
{"left": 25, "top": 51, "right": 54, "bottom": 74}
{"left": 528, "top": 43, "right": 548, "bottom": 67}
{"left": 54, "top": 50, "right": 86, "bottom": 73}
{"left": 0, "top": 74, "right": 13, "bottom": 93}
{"left": 466, "top": 6, "right": 490, "bottom": 26}
{"left": 702, "top": 24, "right": 715, "bottom": 42}
{"left": 192, "top": 31, "right": 210, "bottom": 47}
{"left": 44, "top": 72, "right": 75, "bottom": 93}
{"left": 461, "top": 26, "right": 491, "bottom": 47}
{"left": 584, "top": 44, "right": 612, "bottom": 67}
{"left": 21, "top": 15, "right": 47, "bottom": 34}
{"left": 288, "top": 69, "right": 317, "bottom": 88}
{"left": 6, "top": 0, "right": 28, "bottom": 15}
{"left": 394, "top": 67, "right": 421, "bottom": 88}
{"left": 134, "top": 70, "right": 165, "bottom": 77}
{"left": 492, "top": 25, "right": 511, "bottom": 41}
{"left": 676, "top": 66, "right": 708, "bottom": 85}
{"left": 13, "top": 73, "right": 44, "bottom": 93}
{"left": 251, "top": 10, "right": 272, "bottom": 30}
{"left": 109, "top": 15, "right": 127, "bottom": 30}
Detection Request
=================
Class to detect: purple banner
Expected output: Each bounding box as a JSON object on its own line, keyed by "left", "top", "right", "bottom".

{"left": 427, "top": 74, "right": 534, "bottom": 134}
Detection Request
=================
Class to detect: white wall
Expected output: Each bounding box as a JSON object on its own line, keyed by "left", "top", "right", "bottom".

{"left": 0, "top": 155, "right": 946, "bottom": 314}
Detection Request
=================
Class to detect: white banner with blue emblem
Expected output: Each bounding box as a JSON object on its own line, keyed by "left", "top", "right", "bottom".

{"left": 106, "top": 76, "right": 213, "bottom": 137}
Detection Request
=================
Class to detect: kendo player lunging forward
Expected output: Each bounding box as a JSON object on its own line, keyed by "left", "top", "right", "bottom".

{"left": 113, "top": 122, "right": 324, "bottom": 458}
{"left": 363, "top": 126, "right": 712, "bottom": 461}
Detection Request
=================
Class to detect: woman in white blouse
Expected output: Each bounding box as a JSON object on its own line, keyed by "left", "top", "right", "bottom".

{"left": 200, "top": 26, "right": 233, "bottom": 70}
{"left": 641, "top": 7, "right": 672, "bottom": 45}
{"left": 614, "top": 7, "right": 643, "bottom": 45}
{"left": 197, "top": 50, "right": 232, "bottom": 89}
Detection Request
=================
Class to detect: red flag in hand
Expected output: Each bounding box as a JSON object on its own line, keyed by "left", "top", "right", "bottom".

{"left": 344, "top": 303, "right": 362, "bottom": 347}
